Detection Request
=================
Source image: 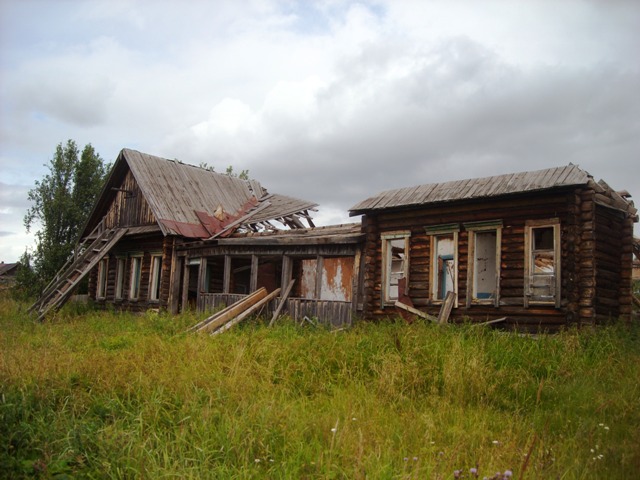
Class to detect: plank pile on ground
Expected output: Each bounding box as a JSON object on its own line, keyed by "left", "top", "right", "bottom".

{"left": 188, "top": 287, "right": 282, "bottom": 335}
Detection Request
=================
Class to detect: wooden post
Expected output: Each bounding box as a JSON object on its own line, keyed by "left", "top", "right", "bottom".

{"left": 250, "top": 254, "right": 259, "bottom": 292}
{"left": 180, "top": 261, "right": 189, "bottom": 313}
{"left": 198, "top": 257, "right": 208, "bottom": 308}
{"left": 269, "top": 279, "right": 296, "bottom": 327}
{"left": 169, "top": 254, "right": 182, "bottom": 314}
{"left": 281, "top": 255, "right": 292, "bottom": 289}
{"left": 223, "top": 255, "right": 232, "bottom": 293}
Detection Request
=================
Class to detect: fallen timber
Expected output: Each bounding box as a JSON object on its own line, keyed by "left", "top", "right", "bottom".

{"left": 191, "top": 288, "right": 268, "bottom": 334}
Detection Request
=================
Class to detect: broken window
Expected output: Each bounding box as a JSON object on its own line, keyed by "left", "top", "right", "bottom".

{"left": 525, "top": 220, "right": 560, "bottom": 307}
{"left": 149, "top": 254, "right": 162, "bottom": 301}
{"left": 97, "top": 258, "right": 108, "bottom": 299}
{"left": 465, "top": 221, "right": 502, "bottom": 306}
{"left": 425, "top": 224, "right": 459, "bottom": 303}
{"left": 381, "top": 232, "right": 410, "bottom": 305}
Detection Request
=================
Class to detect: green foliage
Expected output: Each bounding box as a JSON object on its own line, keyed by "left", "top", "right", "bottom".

{"left": 198, "top": 161, "right": 250, "bottom": 180}
{"left": 18, "top": 140, "right": 110, "bottom": 297}
{"left": 1, "top": 298, "right": 639, "bottom": 479}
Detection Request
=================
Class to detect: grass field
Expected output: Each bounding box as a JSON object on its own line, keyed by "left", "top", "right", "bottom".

{"left": 1, "top": 296, "right": 639, "bottom": 479}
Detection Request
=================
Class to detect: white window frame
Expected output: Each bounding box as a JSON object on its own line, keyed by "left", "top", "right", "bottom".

{"left": 380, "top": 231, "right": 410, "bottom": 306}
{"left": 425, "top": 224, "right": 459, "bottom": 306}
{"left": 465, "top": 221, "right": 502, "bottom": 307}
{"left": 149, "top": 254, "right": 163, "bottom": 302}
{"left": 524, "top": 219, "right": 561, "bottom": 308}
{"left": 129, "top": 255, "right": 142, "bottom": 301}
{"left": 97, "top": 258, "right": 108, "bottom": 299}
{"left": 115, "top": 257, "right": 126, "bottom": 300}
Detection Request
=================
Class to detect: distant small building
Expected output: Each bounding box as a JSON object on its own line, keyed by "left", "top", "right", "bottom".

{"left": 0, "top": 262, "right": 19, "bottom": 290}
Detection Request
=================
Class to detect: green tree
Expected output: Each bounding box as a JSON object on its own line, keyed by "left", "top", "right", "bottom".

{"left": 18, "top": 140, "right": 110, "bottom": 296}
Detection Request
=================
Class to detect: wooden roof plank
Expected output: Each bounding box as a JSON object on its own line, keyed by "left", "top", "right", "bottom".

{"left": 350, "top": 164, "right": 594, "bottom": 214}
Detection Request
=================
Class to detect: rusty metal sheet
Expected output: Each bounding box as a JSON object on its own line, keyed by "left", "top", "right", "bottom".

{"left": 320, "top": 257, "right": 353, "bottom": 302}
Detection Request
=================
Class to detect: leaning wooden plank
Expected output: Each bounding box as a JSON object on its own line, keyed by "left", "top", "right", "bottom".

{"left": 472, "top": 317, "right": 508, "bottom": 327}
{"left": 212, "top": 288, "right": 282, "bottom": 336}
{"left": 394, "top": 301, "right": 438, "bottom": 323}
{"left": 437, "top": 291, "right": 456, "bottom": 325}
{"left": 268, "top": 279, "right": 296, "bottom": 327}
{"left": 396, "top": 277, "right": 416, "bottom": 324}
{"left": 197, "top": 288, "right": 267, "bottom": 334}
{"left": 188, "top": 289, "right": 265, "bottom": 333}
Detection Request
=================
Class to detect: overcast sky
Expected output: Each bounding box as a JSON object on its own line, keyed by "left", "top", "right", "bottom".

{"left": 1, "top": 0, "right": 639, "bottom": 263}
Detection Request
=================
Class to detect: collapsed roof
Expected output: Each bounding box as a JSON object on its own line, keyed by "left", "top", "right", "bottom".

{"left": 82, "top": 149, "right": 318, "bottom": 239}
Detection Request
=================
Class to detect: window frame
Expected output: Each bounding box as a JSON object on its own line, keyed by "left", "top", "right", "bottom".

{"left": 464, "top": 220, "right": 502, "bottom": 307}
{"left": 149, "top": 253, "right": 163, "bottom": 302}
{"left": 524, "top": 219, "right": 561, "bottom": 308}
{"left": 129, "top": 255, "right": 142, "bottom": 301}
{"left": 380, "top": 231, "right": 410, "bottom": 306}
{"left": 115, "top": 257, "right": 126, "bottom": 300}
{"left": 425, "top": 224, "right": 460, "bottom": 306}
{"left": 96, "top": 257, "right": 108, "bottom": 300}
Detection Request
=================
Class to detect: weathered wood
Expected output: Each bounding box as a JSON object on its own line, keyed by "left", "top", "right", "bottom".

{"left": 212, "top": 288, "right": 281, "bottom": 335}
{"left": 437, "top": 291, "right": 456, "bottom": 324}
{"left": 269, "top": 279, "right": 296, "bottom": 327}
{"left": 394, "top": 301, "right": 438, "bottom": 322}
{"left": 472, "top": 317, "right": 507, "bottom": 327}
{"left": 195, "top": 288, "right": 267, "bottom": 333}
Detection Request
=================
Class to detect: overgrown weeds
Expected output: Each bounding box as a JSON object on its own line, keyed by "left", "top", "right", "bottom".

{"left": 1, "top": 296, "right": 639, "bottom": 478}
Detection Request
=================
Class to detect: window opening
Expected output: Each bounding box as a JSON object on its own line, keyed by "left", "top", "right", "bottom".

{"left": 432, "top": 235, "right": 456, "bottom": 301}
{"left": 381, "top": 233, "right": 410, "bottom": 305}
{"left": 525, "top": 221, "right": 560, "bottom": 307}
{"left": 150, "top": 255, "right": 162, "bottom": 301}
{"left": 115, "top": 258, "right": 125, "bottom": 300}
{"left": 97, "top": 258, "right": 108, "bottom": 299}
{"left": 473, "top": 230, "right": 498, "bottom": 302}
{"left": 129, "top": 256, "right": 142, "bottom": 300}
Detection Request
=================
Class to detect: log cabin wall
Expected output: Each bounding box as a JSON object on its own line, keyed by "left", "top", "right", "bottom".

{"left": 360, "top": 187, "right": 598, "bottom": 331}
{"left": 593, "top": 204, "right": 635, "bottom": 323}
{"left": 89, "top": 233, "right": 173, "bottom": 312}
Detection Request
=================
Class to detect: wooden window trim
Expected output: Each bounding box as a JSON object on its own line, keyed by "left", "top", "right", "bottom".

{"left": 524, "top": 219, "right": 561, "bottom": 308}
{"left": 380, "top": 231, "right": 410, "bottom": 307}
{"left": 465, "top": 222, "right": 502, "bottom": 308}
{"left": 129, "top": 255, "right": 142, "bottom": 301}
{"left": 97, "top": 258, "right": 108, "bottom": 300}
{"left": 115, "top": 257, "right": 126, "bottom": 300}
{"left": 149, "top": 254, "right": 163, "bottom": 302}
{"left": 428, "top": 231, "right": 459, "bottom": 306}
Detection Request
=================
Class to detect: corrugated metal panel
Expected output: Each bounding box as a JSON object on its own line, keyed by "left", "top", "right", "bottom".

{"left": 350, "top": 164, "right": 592, "bottom": 214}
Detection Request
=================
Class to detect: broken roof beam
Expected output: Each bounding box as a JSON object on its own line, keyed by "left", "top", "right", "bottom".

{"left": 207, "top": 201, "right": 272, "bottom": 240}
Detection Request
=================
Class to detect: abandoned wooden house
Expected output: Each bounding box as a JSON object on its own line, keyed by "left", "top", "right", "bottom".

{"left": 350, "top": 164, "right": 638, "bottom": 330}
{"left": 30, "top": 148, "right": 346, "bottom": 322}
{"left": 33, "top": 152, "right": 637, "bottom": 330}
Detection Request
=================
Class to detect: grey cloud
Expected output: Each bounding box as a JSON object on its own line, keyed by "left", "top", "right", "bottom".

{"left": 239, "top": 37, "right": 640, "bottom": 212}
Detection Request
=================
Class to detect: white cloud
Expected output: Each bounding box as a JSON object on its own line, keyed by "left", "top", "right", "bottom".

{"left": 1, "top": 0, "right": 639, "bottom": 262}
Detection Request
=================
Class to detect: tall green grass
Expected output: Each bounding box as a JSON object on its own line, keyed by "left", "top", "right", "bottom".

{"left": 1, "top": 295, "right": 639, "bottom": 479}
